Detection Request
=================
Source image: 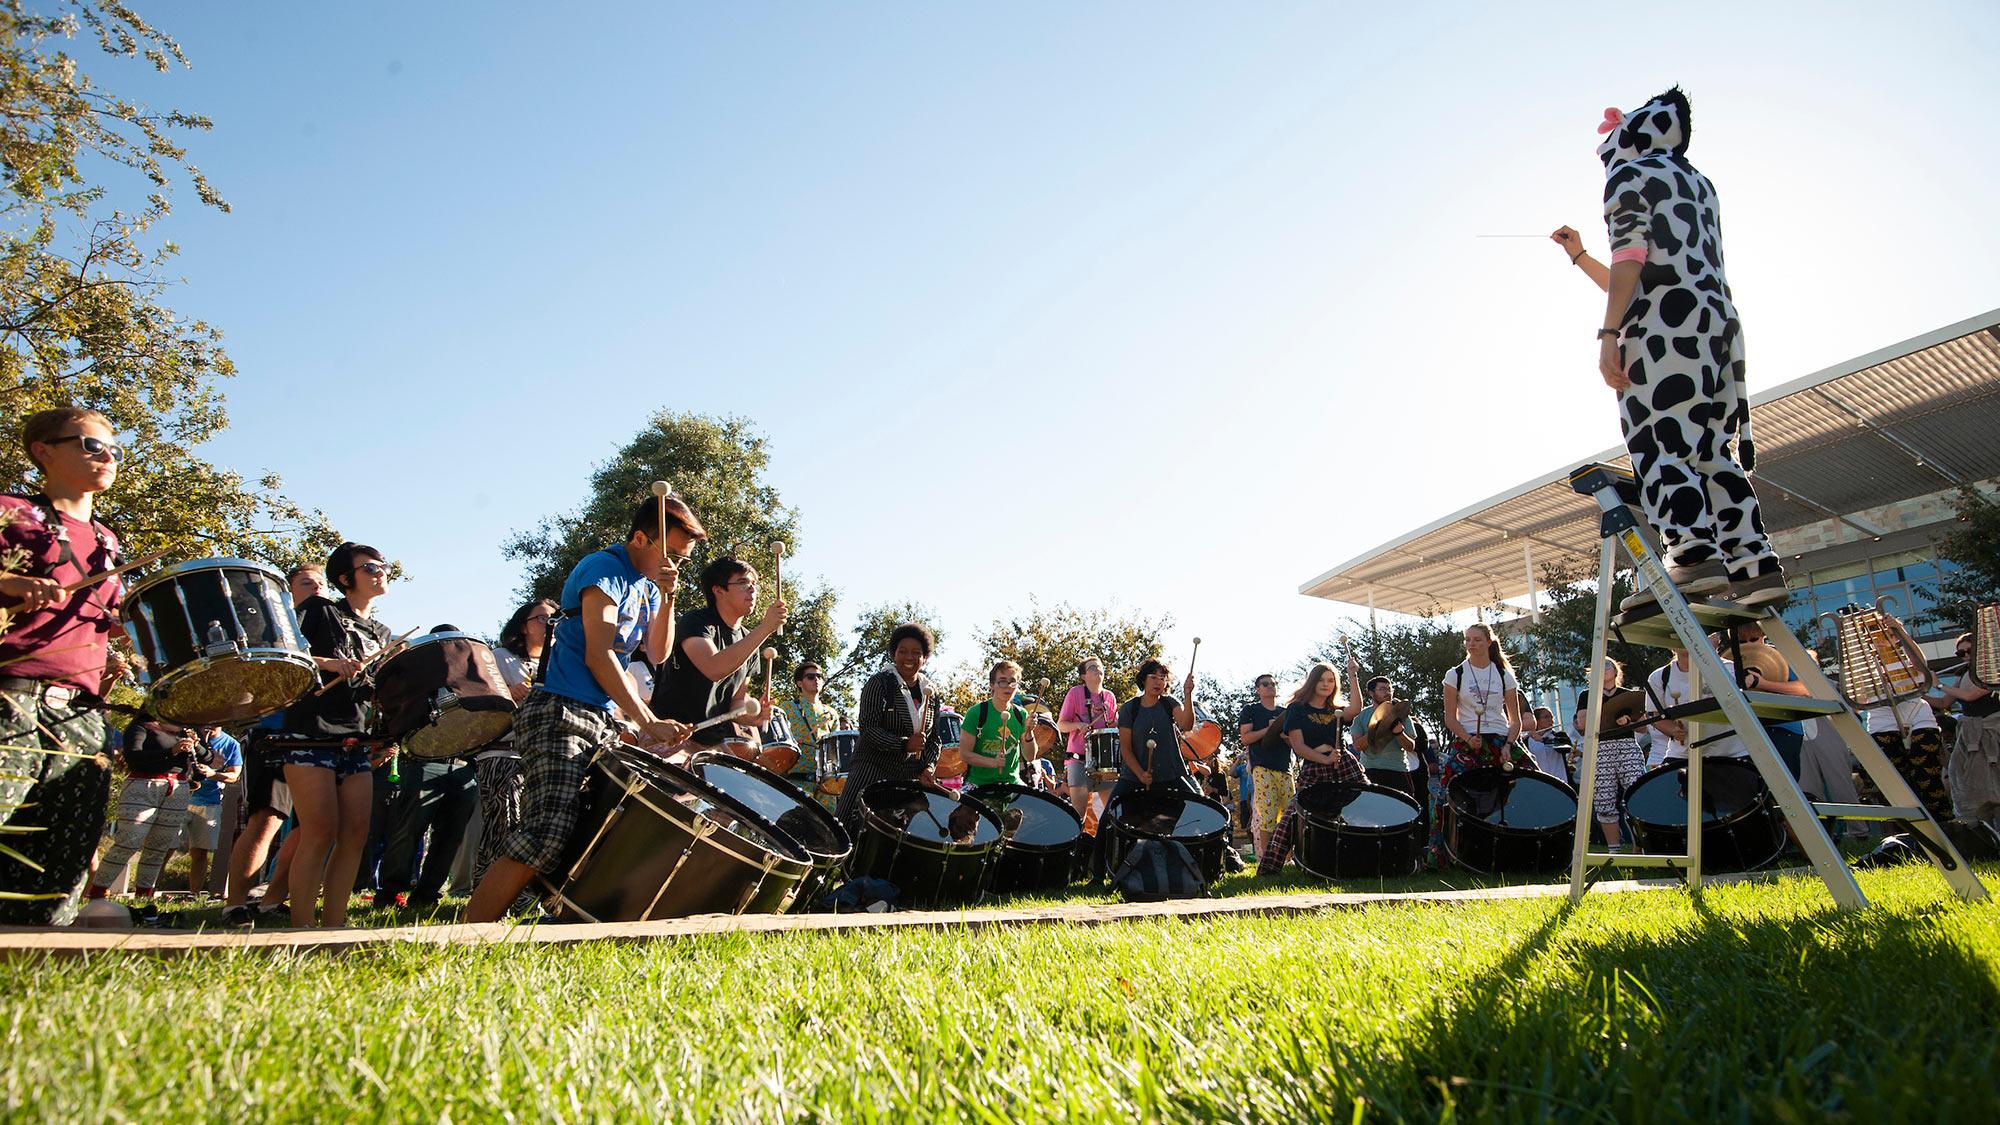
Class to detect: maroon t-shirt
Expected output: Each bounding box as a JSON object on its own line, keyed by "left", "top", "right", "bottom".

{"left": 0, "top": 494, "right": 122, "bottom": 692}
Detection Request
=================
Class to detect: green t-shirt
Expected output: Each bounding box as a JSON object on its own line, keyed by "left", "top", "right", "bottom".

{"left": 962, "top": 700, "right": 1028, "bottom": 788}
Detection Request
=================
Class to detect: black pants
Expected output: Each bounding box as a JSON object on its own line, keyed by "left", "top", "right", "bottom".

{"left": 378, "top": 758, "right": 479, "bottom": 899}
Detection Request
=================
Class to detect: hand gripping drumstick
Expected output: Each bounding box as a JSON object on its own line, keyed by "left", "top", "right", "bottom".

{"left": 761, "top": 646, "right": 778, "bottom": 708}
{"left": 770, "top": 541, "right": 785, "bottom": 637}
{"left": 650, "top": 479, "right": 675, "bottom": 585}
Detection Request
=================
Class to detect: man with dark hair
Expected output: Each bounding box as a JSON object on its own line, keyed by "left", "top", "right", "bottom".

{"left": 465, "top": 496, "right": 706, "bottom": 922}
{"left": 0, "top": 408, "right": 128, "bottom": 924}
{"left": 651, "top": 555, "right": 787, "bottom": 749}
{"left": 1236, "top": 673, "right": 1287, "bottom": 856}
{"left": 781, "top": 660, "right": 838, "bottom": 783}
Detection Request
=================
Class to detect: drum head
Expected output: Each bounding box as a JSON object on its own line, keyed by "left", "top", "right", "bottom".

{"left": 1298, "top": 783, "right": 1420, "bottom": 829}
{"left": 1624, "top": 757, "right": 1765, "bottom": 827}
{"left": 609, "top": 750, "right": 807, "bottom": 862}
{"left": 966, "top": 783, "right": 1081, "bottom": 849}
{"left": 1109, "top": 790, "right": 1230, "bottom": 842}
{"left": 1448, "top": 767, "right": 1577, "bottom": 831}
{"left": 860, "top": 781, "right": 1002, "bottom": 847}
{"left": 688, "top": 753, "right": 851, "bottom": 861}
{"left": 403, "top": 705, "right": 514, "bottom": 760}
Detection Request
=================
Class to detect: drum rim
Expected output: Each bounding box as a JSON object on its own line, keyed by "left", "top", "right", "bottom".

{"left": 856, "top": 779, "right": 1005, "bottom": 857}
{"left": 1104, "top": 789, "right": 1231, "bottom": 844}
{"left": 1446, "top": 766, "right": 1579, "bottom": 836}
{"left": 1621, "top": 757, "right": 1769, "bottom": 830}
{"left": 1295, "top": 781, "right": 1422, "bottom": 835}
{"left": 964, "top": 781, "right": 1082, "bottom": 854}
{"left": 599, "top": 749, "right": 813, "bottom": 868}
{"left": 124, "top": 557, "right": 286, "bottom": 596}
{"left": 144, "top": 650, "right": 317, "bottom": 719}
{"left": 379, "top": 631, "right": 489, "bottom": 662}
{"left": 687, "top": 751, "right": 853, "bottom": 860}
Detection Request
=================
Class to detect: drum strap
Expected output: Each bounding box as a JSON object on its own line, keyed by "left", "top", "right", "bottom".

{"left": 16, "top": 492, "right": 117, "bottom": 575}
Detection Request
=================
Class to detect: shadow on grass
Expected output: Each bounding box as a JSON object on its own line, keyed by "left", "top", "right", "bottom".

{"left": 1387, "top": 895, "right": 2000, "bottom": 1120}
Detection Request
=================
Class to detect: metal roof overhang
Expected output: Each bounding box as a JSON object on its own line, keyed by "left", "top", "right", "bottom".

{"left": 1300, "top": 308, "right": 2000, "bottom": 615}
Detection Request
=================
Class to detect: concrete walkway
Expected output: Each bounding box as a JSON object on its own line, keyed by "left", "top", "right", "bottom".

{"left": 0, "top": 869, "right": 1791, "bottom": 959}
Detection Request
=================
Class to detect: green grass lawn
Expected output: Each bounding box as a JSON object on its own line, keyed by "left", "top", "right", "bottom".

{"left": 5, "top": 863, "right": 1996, "bottom": 1122}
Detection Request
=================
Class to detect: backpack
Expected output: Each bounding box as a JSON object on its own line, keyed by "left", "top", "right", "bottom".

{"left": 1111, "top": 838, "right": 1207, "bottom": 902}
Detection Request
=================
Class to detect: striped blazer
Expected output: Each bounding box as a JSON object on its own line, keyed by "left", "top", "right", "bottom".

{"left": 856, "top": 666, "right": 943, "bottom": 769}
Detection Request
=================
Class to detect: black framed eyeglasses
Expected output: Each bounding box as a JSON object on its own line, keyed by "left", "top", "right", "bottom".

{"left": 46, "top": 434, "right": 125, "bottom": 462}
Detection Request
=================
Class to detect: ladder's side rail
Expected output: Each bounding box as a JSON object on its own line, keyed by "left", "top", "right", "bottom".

{"left": 1677, "top": 630, "right": 1870, "bottom": 911}
{"left": 1568, "top": 535, "right": 1619, "bottom": 902}
{"left": 1762, "top": 626, "right": 1990, "bottom": 904}
{"left": 1686, "top": 648, "right": 1705, "bottom": 888}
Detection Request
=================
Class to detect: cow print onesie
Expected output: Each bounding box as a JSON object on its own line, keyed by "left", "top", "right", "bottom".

{"left": 1600, "top": 87, "right": 1779, "bottom": 582}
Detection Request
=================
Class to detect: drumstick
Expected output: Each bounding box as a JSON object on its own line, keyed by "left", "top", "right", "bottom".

{"left": 309, "top": 626, "right": 420, "bottom": 697}
{"left": 691, "top": 700, "right": 758, "bottom": 734}
{"left": 770, "top": 541, "right": 785, "bottom": 637}
{"left": 57, "top": 549, "right": 169, "bottom": 595}
{"left": 761, "top": 646, "right": 777, "bottom": 707}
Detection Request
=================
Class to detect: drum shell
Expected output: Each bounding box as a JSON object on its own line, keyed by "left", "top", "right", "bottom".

{"left": 374, "top": 633, "right": 516, "bottom": 759}
{"left": 1103, "top": 789, "right": 1231, "bottom": 885}
{"left": 122, "top": 559, "right": 315, "bottom": 725}
{"left": 543, "top": 750, "right": 809, "bottom": 922}
{"left": 1622, "top": 758, "right": 1785, "bottom": 873}
{"left": 1445, "top": 767, "right": 1578, "bottom": 874}
{"left": 1295, "top": 783, "right": 1424, "bottom": 880}
{"left": 817, "top": 731, "right": 859, "bottom": 777}
{"left": 1085, "top": 729, "right": 1122, "bottom": 776}
{"left": 850, "top": 781, "right": 1003, "bottom": 908}
{"left": 966, "top": 783, "right": 1082, "bottom": 894}
{"left": 687, "top": 753, "right": 852, "bottom": 913}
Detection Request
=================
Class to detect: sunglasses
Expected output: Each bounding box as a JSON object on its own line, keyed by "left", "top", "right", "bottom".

{"left": 354, "top": 561, "right": 389, "bottom": 577}
{"left": 46, "top": 434, "right": 125, "bottom": 462}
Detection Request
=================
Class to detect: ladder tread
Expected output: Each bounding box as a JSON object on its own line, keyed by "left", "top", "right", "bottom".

{"left": 1663, "top": 691, "right": 1846, "bottom": 723}
{"left": 1812, "top": 802, "right": 1928, "bottom": 821}
{"left": 1582, "top": 853, "right": 1689, "bottom": 868}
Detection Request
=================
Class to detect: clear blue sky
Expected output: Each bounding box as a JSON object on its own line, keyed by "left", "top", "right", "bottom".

{"left": 103, "top": 1, "right": 2000, "bottom": 690}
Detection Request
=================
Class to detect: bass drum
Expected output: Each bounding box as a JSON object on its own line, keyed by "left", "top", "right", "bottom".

{"left": 687, "top": 752, "right": 852, "bottom": 912}
{"left": 541, "top": 748, "right": 810, "bottom": 922}
{"left": 373, "top": 632, "right": 515, "bottom": 759}
{"left": 850, "top": 781, "right": 1003, "bottom": 908}
{"left": 966, "top": 783, "right": 1082, "bottom": 895}
{"left": 122, "top": 559, "right": 315, "bottom": 725}
{"left": 1103, "top": 789, "right": 1231, "bottom": 886}
{"left": 1296, "top": 782, "right": 1424, "bottom": 879}
{"left": 1622, "top": 757, "right": 1785, "bottom": 873}
{"left": 1445, "top": 767, "right": 1577, "bottom": 874}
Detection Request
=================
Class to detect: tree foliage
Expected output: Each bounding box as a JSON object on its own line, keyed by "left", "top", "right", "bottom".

{"left": 1513, "top": 560, "right": 1657, "bottom": 700}
{"left": 1933, "top": 485, "right": 2000, "bottom": 629}
{"left": 817, "top": 600, "right": 943, "bottom": 711}
{"left": 970, "top": 599, "right": 1169, "bottom": 706}
{"left": 0, "top": 2, "right": 340, "bottom": 569}
{"left": 503, "top": 412, "right": 839, "bottom": 689}
{"left": 1308, "top": 613, "right": 1468, "bottom": 734}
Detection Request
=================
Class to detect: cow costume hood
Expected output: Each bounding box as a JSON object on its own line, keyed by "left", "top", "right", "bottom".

{"left": 1596, "top": 87, "right": 1691, "bottom": 169}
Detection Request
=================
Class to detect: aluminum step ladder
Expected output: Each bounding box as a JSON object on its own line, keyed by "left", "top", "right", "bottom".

{"left": 1563, "top": 462, "right": 1989, "bottom": 911}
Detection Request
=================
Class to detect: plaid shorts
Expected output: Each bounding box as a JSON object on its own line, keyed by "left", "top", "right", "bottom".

{"left": 500, "top": 690, "right": 619, "bottom": 874}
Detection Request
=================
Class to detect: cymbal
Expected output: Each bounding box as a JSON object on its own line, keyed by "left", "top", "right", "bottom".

{"left": 1736, "top": 641, "right": 1790, "bottom": 687}
{"left": 1361, "top": 699, "right": 1410, "bottom": 752}
{"left": 1595, "top": 688, "right": 1647, "bottom": 736}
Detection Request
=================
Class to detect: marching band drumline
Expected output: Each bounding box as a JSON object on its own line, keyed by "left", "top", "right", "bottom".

{"left": 4, "top": 409, "right": 1998, "bottom": 928}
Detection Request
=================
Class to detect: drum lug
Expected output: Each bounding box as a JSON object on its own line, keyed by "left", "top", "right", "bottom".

{"left": 201, "top": 620, "right": 239, "bottom": 658}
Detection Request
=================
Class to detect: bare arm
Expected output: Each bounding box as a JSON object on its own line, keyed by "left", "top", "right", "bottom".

{"left": 1551, "top": 227, "right": 1610, "bottom": 291}
{"left": 643, "top": 592, "right": 674, "bottom": 667}
{"left": 1442, "top": 685, "right": 1468, "bottom": 742}
{"left": 1597, "top": 258, "right": 1644, "bottom": 391}
{"left": 580, "top": 588, "right": 685, "bottom": 744}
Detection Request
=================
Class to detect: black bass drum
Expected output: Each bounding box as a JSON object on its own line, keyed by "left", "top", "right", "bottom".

{"left": 850, "top": 781, "right": 1004, "bottom": 908}
{"left": 687, "top": 752, "right": 852, "bottom": 912}
{"left": 1445, "top": 766, "right": 1578, "bottom": 874}
{"left": 1103, "top": 789, "right": 1231, "bottom": 886}
{"left": 1622, "top": 757, "right": 1785, "bottom": 873}
{"left": 1295, "top": 782, "right": 1424, "bottom": 879}
{"left": 966, "top": 783, "right": 1082, "bottom": 894}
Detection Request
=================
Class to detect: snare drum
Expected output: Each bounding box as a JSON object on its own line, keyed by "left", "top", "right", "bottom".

{"left": 817, "top": 730, "right": 859, "bottom": 778}
{"left": 966, "top": 783, "right": 1082, "bottom": 894}
{"left": 541, "top": 748, "right": 810, "bottom": 922}
{"left": 1444, "top": 767, "right": 1578, "bottom": 874}
{"left": 1085, "top": 728, "right": 1121, "bottom": 779}
{"left": 123, "top": 559, "right": 316, "bottom": 725}
{"left": 1295, "top": 783, "right": 1424, "bottom": 879}
{"left": 850, "top": 781, "right": 1004, "bottom": 908}
{"left": 688, "top": 753, "right": 852, "bottom": 912}
{"left": 1103, "top": 789, "right": 1231, "bottom": 886}
{"left": 373, "top": 632, "right": 515, "bottom": 759}
{"left": 1622, "top": 757, "right": 1785, "bottom": 873}
{"left": 755, "top": 740, "right": 801, "bottom": 776}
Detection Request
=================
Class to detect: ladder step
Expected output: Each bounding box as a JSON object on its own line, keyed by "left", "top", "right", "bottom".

{"left": 1611, "top": 599, "right": 1772, "bottom": 647}
{"left": 1813, "top": 803, "right": 1928, "bottom": 821}
{"left": 1583, "top": 853, "right": 1689, "bottom": 868}
{"left": 1663, "top": 691, "right": 1847, "bottom": 724}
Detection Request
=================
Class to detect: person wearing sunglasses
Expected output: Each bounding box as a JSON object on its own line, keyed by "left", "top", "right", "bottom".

{"left": 466, "top": 496, "right": 705, "bottom": 923}
{"left": 277, "top": 541, "right": 396, "bottom": 927}
{"left": 781, "top": 661, "right": 838, "bottom": 784}
{"left": 0, "top": 408, "right": 130, "bottom": 925}
{"left": 650, "top": 556, "right": 787, "bottom": 751}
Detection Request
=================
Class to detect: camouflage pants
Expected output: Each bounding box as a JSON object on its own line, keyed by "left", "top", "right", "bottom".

{"left": 0, "top": 682, "right": 110, "bottom": 925}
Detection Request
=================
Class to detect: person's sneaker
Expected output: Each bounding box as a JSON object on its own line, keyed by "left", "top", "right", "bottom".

{"left": 1728, "top": 571, "right": 1789, "bottom": 608}
{"left": 1619, "top": 559, "right": 1730, "bottom": 613}
{"left": 221, "top": 905, "right": 255, "bottom": 928}
{"left": 406, "top": 891, "right": 442, "bottom": 911}
{"left": 371, "top": 890, "right": 409, "bottom": 909}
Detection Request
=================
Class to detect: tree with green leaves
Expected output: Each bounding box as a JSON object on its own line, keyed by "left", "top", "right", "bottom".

{"left": 503, "top": 411, "right": 839, "bottom": 690}
{"left": 971, "top": 599, "right": 1169, "bottom": 705}
{"left": 1933, "top": 485, "right": 2000, "bottom": 630}
{"left": 1309, "top": 613, "right": 1470, "bottom": 734}
{"left": 1514, "top": 560, "right": 1656, "bottom": 705}
{"left": 819, "top": 600, "right": 943, "bottom": 711}
{"left": 0, "top": 2, "right": 339, "bottom": 570}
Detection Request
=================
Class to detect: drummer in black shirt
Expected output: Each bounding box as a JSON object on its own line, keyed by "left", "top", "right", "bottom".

{"left": 652, "top": 557, "right": 786, "bottom": 751}
{"left": 282, "top": 541, "right": 394, "bottom": 928}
